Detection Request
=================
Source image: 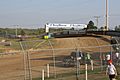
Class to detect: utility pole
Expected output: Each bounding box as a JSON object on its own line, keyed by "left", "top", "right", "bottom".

{"left": 105, "top": 0, "right": 109, "bottom": 31}
{"left": 16, "top": 25, "right": 18, "bottom": 37}
{"left": 94, "top": 16, "right": 100, "bottom": 28}
{"left": 14, "top": 25, "right": 18, "bottom": 37}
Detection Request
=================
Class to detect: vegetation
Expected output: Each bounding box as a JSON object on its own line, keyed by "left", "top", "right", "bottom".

{"left": 87, "top": 21, "right": 97, "bottom": 29}
{"left": 0, "top": 28, "right": 45, "bottom": 37}
{"left": 32, "top": 68, "right": 109, "bottom": 80}
{"left": 115, "top": 25, "right": 120, "bottom": 31}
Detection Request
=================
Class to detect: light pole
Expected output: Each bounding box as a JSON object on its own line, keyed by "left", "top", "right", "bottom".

{"left": 13, "top": 25, "right": 18, "bottom": 37}
{"left": 105, "top": 0, "right": 109, "bottom": 31}
{"left": 16, "top": 25, "right": 18, "bottom": 37}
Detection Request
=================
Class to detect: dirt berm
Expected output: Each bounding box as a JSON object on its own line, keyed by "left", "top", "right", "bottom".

{"left": 51, "top": 35, "right": 112, "bottom": 53}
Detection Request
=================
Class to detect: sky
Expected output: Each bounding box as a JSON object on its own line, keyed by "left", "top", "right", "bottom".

{"left": 0, "top": 0, "right": 120, "bottom": 29}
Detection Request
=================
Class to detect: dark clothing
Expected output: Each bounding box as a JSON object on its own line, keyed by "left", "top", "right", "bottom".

{"left": 109, "top": 74, "right": 115, "bottom": 80}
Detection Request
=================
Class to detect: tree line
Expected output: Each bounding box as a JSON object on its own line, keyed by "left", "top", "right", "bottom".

{"left": 0, "top": 21, "right": 120, "bottom": 36}
{"left": 87, "top": 20, "right": 120, "bottom": 31}
{"left": 0, "top": 28, "right": 45, "bottom": 36}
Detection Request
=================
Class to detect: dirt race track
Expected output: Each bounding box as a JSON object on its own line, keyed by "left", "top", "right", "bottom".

{"left": 0, "top": 36, "right": 113, "bottom": 80}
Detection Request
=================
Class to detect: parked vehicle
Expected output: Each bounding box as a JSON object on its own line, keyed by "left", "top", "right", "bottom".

{"left": 63, "top": 51, "right": 85, "bottom": 67}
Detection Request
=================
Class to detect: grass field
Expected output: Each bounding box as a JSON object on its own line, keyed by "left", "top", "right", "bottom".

{"left": 32, "top": 68, "right": 109, "bottom": 80}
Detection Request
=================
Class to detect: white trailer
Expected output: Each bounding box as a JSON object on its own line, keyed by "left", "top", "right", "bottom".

{"left": 45, "top": 23, "right": 87, "bottom": 33}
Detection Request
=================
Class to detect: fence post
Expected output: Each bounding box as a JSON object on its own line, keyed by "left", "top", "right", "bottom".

{"left": 91, "top": 60, "right": 94, "bottom": 71}
{"left": 85, "top": 64, "right": 88, "bottom": 80}
{"left": 47, "top": 64, "right": 50, "bottom": 78}
{"left": 42, "top": 69, "right": 44, "bottom": 80}
{"left": 100, "top": 47, "right": 103, "bottom": 71}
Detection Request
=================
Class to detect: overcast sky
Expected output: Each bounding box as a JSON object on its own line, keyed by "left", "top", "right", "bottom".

{"left": 0, "top": 0, "right": 120, "bottom": 29}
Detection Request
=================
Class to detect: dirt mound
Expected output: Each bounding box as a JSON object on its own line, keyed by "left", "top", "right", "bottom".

{"left": 52, "top": 35, "right": 112, "bottom": 53}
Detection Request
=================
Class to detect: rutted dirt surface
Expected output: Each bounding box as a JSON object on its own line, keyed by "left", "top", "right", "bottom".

{"left": 0, "top": 36, "right": 112, "bottom": 80}
{"left": 53, "top": 36, "right": 111, "bottom": 52}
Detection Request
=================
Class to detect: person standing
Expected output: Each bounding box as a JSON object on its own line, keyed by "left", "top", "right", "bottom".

{"left": 106, "top": 60, "right": 117, "bottom": 80}
{"left": 115, "top": 52, "right": 120, "bottom": 65}
{"left": 106, "top": 54, "right": 111, "bottom": 61}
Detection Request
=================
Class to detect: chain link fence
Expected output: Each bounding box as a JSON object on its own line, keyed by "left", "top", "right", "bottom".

{"left": 0, "top": 38, "right": 120, "bottom": 80}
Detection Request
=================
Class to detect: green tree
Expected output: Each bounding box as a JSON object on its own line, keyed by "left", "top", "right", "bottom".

{"left": 115, "top": 26, "right": 118, "bottom": 31}
{"left": 87, "top": 20, "right": 97, "bottom": 29}
{"left": 20, "top": 29, "right": 25, "bottom": 36}
{"left": 119, "top": 25, "right": 120, "bottom": 31}
{"left": 37, "top": 28, "right": 41, "bottom": 35}
{"left": 114, "top": 25, "right": 120, "bottom": 31}
{"left": 100, "top": 27, "right": 104, "bottom": 29}
{"left": 19, "top": 29, "right": 26, "bottom": 41}
{"left": 37, "top": 28, "right": 45, "bottom": 35}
